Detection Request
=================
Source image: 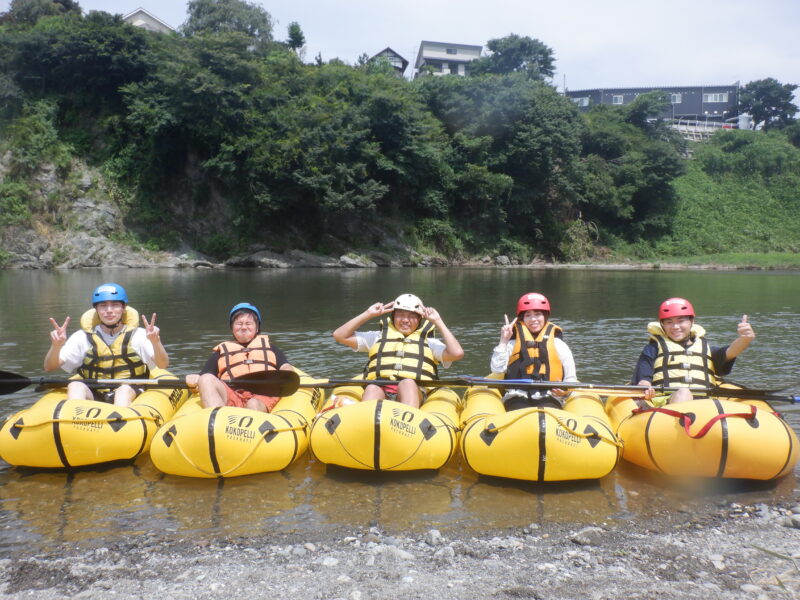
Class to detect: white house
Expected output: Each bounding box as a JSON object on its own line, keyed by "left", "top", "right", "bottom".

{"left": 414, "top": 41, "right": 482, "bottom": 78}
{"left": 122, "top": 8, "right": 175, "bottom": 34}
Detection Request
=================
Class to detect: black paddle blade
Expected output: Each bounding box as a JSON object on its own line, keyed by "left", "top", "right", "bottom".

{"left": 228, "top": 370, "right": 301, "bottom": 397}
{"left": 0, "top": 370, "right": 35, "bottom": 396}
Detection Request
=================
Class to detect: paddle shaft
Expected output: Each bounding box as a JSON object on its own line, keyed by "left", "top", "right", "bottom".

{"left": 296, "top": 377, "right": 798, "bottom": 403}
{"left": 0, "top": 369, "right": 300, "bottom": 397}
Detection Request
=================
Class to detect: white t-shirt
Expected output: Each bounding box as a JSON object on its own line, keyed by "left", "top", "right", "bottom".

{"left": 59, "top": 327, "right": 157, "bottom": 373}
{"left": 490, "top": 338, "right": 578, "bottom": 382}
{"left": 354, "top": 331, "right": 453, "bottom": 368}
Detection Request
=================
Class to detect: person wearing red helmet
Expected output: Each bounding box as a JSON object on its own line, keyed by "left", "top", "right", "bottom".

{"left": 186, "top": 303, "right": 296, "bottom": 412}
{"left": 332, "top": 293, "right": 464, "bottom": 408}
{"left": 631, "top": 297, "right": 755, "bottom": 405}
{"left": 491, "top": 292, "right": 578, "bottom": 410}
{"left": 44, "top": 283, "right": 169, "bottom": 406}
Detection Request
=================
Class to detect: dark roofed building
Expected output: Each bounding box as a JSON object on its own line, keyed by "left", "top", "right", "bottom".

{"left": 369, "top": 47, "right": 409, "bottom": 77}
{"left": 565, "top": 83, "right": 739, "bottom": 121}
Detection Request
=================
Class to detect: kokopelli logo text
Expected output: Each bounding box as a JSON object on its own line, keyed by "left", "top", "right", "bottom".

{"left": 389, "top": 407, "right": 417, "bottom": 437}
{"left": 225, "top": 414, "right": 256, "bottom": 440}
{"left": 555, "top": 417, "right": 581, "bottom": 445}
{"left": 73, "top": 406, "right": 104, "bottom": 430}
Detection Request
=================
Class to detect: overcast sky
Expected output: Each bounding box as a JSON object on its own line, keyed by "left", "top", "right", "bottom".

{"left": 2, "top": 0, "right": 799, "bottom": 94}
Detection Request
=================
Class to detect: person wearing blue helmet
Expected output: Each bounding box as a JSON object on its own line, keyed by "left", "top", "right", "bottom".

{"left": 185, "top": 302, "right": 296, "bottom": 412}
{"left": 44, "top": 283, "right": 169, "bottom": 406}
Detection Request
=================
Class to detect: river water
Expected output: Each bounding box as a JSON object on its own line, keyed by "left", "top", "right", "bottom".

{"left": 0, "top": 267, "right": 798, "bottom": 551}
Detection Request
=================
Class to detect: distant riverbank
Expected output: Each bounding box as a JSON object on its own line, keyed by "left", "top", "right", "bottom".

{"left": 3, "top": 228, "right": 800, "bottom": 272}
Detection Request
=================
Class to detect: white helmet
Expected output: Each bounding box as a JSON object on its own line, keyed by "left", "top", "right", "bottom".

{"left": 393, "top": 293, "right": 424, "bottom": 315}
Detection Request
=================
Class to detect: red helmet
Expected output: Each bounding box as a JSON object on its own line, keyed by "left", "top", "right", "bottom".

{"left": 658, "top": 297, "right": 695, "bottom": 320}
{"left": 517, "top": 292, "right": 551, "bottom": 315}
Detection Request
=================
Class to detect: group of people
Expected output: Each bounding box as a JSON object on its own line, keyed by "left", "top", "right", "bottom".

{"left": 45, "top": 282, "right": 756, "bottom": 411}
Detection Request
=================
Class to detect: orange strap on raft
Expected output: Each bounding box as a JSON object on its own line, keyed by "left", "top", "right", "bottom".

{"left": 632, "top": 404, "right": 758, "bottom": 439}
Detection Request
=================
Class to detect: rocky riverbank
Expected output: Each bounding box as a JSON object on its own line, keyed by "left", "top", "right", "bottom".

{"left": 2, "top": 500, "right": 799, "bottom": 599}
{"left": 0, "top": 158, "right": 789, "bottom": 271}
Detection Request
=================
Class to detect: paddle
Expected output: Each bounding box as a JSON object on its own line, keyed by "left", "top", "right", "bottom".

{"left": 0, "top": 369, "right": 300, "bottom": 398}
{"left": 458, "top": 377, "right": 800, "bottom": 402}
{"left": 294, "top": 376, "right": 800, "bottom": 403}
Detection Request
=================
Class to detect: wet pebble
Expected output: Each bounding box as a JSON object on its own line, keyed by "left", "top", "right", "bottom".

{"left": 425, "top": 529, "right": 444, "bottom": 546}
{"left": 570, "top": 526, "right": 605, "bottom": 546}
{"left": 434, "top": 546, "right": 455, "bottom": 560}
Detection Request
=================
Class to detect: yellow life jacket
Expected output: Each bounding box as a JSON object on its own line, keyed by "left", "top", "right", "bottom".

{"left": 76, "top": 306, "right": 149, "bottom": 381}
{"left": 647, "top": 321, "right": 720, "bottom": 390}
{"left": 363, "top": 317, "right": 439, "bottom": 381}
{"left": 214, "top": 334, "right": 278, "bottom": 380}
{"left": 505, "top": 320, "right": 564, "bottom": 381}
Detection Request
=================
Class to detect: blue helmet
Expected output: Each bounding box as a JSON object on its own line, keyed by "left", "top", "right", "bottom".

{"left": 229, "top": 302, "right": 261, "bottom": 328}
{"left": 92, "top": 283, "right": 128, "bottom": 305}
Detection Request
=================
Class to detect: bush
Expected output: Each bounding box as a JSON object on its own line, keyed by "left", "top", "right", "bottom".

{"left": 558, "top": 219, "right": 599, "bottom": 262}
{"left": 0, "top": 181, "right": 32, "bottom": 225}
{"left": 6, "top": 101, "right": 73, "bottom": 176}
{"left": 415, "top": 218, "right": 463, "bottom": 256}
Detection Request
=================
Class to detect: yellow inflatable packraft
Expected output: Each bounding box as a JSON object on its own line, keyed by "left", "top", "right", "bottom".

{"left": 460, "top": 385, "right": 621, "bottom": 481}
{"left": 309, "top": 384, "right": 461, "bottom": 471}
{"left": 0, "top": 368, "right": 187, "bottom": 468}
{"left": 149, "top": 372, "right": 322, "bottom": 478}
{"left": 606, "top": 395, "right": 799, "bottom": 480}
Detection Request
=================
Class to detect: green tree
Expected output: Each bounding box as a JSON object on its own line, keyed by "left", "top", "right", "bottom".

{"left": 182, "top": 0, "right": 272, "bottom": 47}
{"left": 470, "top": 34, "right": 555, "bottom": 80}
{"left": 418, "top": 73, "right": 582, "bottom": 249}
{"left": 5, "top": 10, "right": 149, "bottom": 110}
{"left": 739, "top": 78, "right": 798, "bottom": 130}
{"left": 577, "top": 96, "right": 685, "bottom": 240}
{"left": 2, "top": 0, "right": 80, "bottom": 26}
{"left": 286, "top": 21, "right": 304, "bottom": 53}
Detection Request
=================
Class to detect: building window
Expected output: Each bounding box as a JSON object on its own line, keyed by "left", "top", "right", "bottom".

{"left": 671, "top": 93, "right": 682, "bottom": 104}
{"left": 612, "top": 95, "right": 624, "bottom": 105}
{"left": 573, "top": 97, "right": 589, "bottom": 107}
{"left": 446, "top": 48, "right": 457, "bottom": 55}
{"left": 703, "top": 93, "right": 728, "bottom": 103}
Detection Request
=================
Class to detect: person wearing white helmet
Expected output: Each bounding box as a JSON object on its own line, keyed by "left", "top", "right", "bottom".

{"left": 632, "top": 297, "right": 755, "bottom": 405}
{"left": 44, "top": 283, "right": 169, "bottom": 406}
{"left": 186, "top": 302, "right": 297, "bottom": 412}
{"left": 332, "top": 293, "right": 464, "bottom": 408}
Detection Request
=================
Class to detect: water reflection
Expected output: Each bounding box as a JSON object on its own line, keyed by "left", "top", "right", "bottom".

{"left": 1, "top": 268, "right": 799, "bottom": 553}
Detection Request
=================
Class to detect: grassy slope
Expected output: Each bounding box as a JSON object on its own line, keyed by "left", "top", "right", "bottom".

{"left": 645, "top": 158, "right": 800, "bottom": 266}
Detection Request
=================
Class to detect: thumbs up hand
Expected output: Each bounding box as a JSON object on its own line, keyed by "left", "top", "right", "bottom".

{"left": 737, "top": 315, "right": 755, "bottom": 341}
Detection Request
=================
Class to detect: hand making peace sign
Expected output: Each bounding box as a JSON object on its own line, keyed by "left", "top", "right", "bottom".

{"left": 48, "top": 316, "right": 71, "bottom": 347}
{"left": 499, "top": 314, "right": 517, "bottom": 345}
{"left": 142, "top": 313, "right": 161, "bottom": 342}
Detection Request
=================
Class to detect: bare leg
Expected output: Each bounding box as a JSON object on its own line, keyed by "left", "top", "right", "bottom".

{"left": 113, "top": 384, "right": 137, "bottom": 407}
{"left": 245, "top": 397, "right": 268, "bottom": 412}
{"left": 396, "top": 379, "right": 422, "bottom": 408}
{"left": 668, "top": 388, "right": 694, "bottom": 404}
{"left": 66, "top": 380, "right": 93, "bottom": 401}
{"left": 198, "top": 373, "right": 229, "bottom": 408}
{"left": 362, "top": 383, "right": 387, "bottom": 402}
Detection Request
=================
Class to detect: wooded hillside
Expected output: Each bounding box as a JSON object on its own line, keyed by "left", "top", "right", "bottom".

{"left": 1, "top": 0, "right": 798, "bottom": 266}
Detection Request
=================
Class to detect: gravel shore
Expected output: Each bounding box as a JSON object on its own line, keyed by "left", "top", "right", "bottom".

{"left": 2, "top": 500, "right": 798, "bottom": 599}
